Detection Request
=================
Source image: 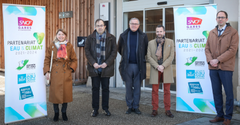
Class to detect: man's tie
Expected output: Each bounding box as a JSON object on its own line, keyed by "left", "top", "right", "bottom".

{"left": 218, "top": 29, "right": 223, "bottom": 37}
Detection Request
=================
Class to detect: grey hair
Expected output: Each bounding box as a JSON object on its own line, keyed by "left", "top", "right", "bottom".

{"left": 129, "top": 17, "right": 140, "bottom": 24}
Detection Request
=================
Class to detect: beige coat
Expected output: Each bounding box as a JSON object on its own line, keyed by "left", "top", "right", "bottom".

{"left": 43, "top": 42, "right": 77, "bottom": 104}
{"left": 147, "top": 38, "right": 174, "bottom": 84}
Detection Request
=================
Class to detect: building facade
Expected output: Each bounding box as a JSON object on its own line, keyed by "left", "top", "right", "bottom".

{"left": 94, "top": 0, "right": 240, "bottom": 101}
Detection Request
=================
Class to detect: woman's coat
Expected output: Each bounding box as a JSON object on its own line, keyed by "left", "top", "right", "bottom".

{"left": 43, "top": 42, "right": 77, "bottom": 104}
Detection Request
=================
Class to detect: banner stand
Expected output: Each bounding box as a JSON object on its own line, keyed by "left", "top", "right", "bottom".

{"left": 174, "top": 4, "right": 217, "bottom": 115}
{"left": 3, "top": 4, "right": 47, "bottom": 124}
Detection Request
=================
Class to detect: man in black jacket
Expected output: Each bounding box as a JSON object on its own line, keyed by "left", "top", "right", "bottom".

{"left": 117, "top": 17, "right": 148, "bottom": 114}
{"left": 85, "top": 19, "right": 117, "bottom": 117}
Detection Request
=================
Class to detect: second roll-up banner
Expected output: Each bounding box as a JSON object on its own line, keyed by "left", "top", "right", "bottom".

{"left": 174, "top": 4, "right": 217, "bottom": 115}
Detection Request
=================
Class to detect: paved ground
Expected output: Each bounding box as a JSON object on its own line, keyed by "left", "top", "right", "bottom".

{"left": 0, "top": 72, "right": 240, "bottom": 125}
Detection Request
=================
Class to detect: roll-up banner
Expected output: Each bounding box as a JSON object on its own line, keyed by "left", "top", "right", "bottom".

{"left": 2, "top": 4, "right": 47, "bottom": 123}
{"left": 174, "top": 5, "right": 217, "bottom": 114}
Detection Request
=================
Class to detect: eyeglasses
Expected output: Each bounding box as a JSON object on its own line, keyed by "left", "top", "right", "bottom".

{"left": 130, "top": 23, "right": 139, "bottom": 26}
{"left": 217, "top": 17, "right": 226, "bottom": 19}
{"left": 96, "top": 25, "right": 104, "bottom": 28}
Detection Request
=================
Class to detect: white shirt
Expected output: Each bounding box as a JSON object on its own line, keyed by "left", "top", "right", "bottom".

{"left": 218, "top": 24, "right": 227, "bottom": 36}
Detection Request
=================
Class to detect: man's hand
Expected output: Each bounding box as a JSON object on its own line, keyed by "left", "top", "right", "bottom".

{"left": 100, "top": 62, "right": 107, "bottom": 68}
{"left": 93, "top": 63, "right": 100, "bottom": 69}
{"left": 157, "top": 65, "right": 164, "bottom": 72}
{"left": 210, "top": 59, "right": 219, "bottom": 67}
{"left": 45, "top": 72, "right": 50, "bottom": 80}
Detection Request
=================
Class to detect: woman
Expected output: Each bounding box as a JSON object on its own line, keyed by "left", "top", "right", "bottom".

{"left": 43, "top": 29, "right": 77, "bottom": 121}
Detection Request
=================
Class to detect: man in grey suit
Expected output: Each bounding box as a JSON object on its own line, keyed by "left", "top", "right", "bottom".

{"left": 117, "top": 17, "right": 148, "bottom": 114}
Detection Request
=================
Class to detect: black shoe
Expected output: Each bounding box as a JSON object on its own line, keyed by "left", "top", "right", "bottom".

{"left": 103, "top": 110, "right": 111, "bottom": 116}
{"left": 62, "top": 112, "right": 68, "bottom": 121}
{"left": 91, "top": 110, "right": 99, "bottom": 117}
{"left": 125, "top": 108, "right": 132, "bottom": 114}
{"left": 53, "top": 113, "right": 59, "bottom": 121}
{"left": 131, "top": 108, "right": 135, "bottom": 112}
{"left": 134, "top": 108, "right": 141, "bottom": 114}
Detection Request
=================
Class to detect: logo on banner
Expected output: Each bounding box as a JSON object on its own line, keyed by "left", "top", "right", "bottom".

{"left": 18, "top": 73, "right": 36, "bottom": 84}
{"left": 18, "top": 17, "right": 33, "bottom": 31}
{"left": 26, "top": 64, "right": 36, "bottom": 70}
{"left": 17, "top": 60, "right": 36, "bottom": 70}
{"left": 186, "top": 70, "right": 205, "bottom": 79}
{"left": 187, "top": 17, "right": 202, "bottom": 30}
{"left": 19, "top": 86, "right": 34, "bottom": 100}
{"left": 188, "top": 82, "right": 203, "bottom": 94}
{"left": 195, "top": 61, "right": 205, "bottom": 66}
{"left": 33, "top": 32, "right": 45, "bottom": 44}
{"left": 17, "top": 60, "right": 29, "bottom": 70}
{"left": 185, "top": 57, "right": 197, "bottom": 66}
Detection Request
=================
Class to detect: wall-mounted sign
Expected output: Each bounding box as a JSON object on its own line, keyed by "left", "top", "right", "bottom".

{"left": 100, "top": 2, "right": 109, "bottom": 21}
{"left": 77, "top": 36, "right": 87, "bottom": 47}
{"left": 59, "top": 11, "right": 73, "bottom": 18}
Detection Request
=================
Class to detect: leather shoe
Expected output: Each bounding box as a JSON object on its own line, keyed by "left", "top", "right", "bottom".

{"left": 209, "top": 116, "right": 224, "bottom": 123}
{"left": 53, "top": 113, "right": 59, "bottom": 121}
{"left": 134, "top": 108, "right": 141, "bottom": 114}
{"left": 165, "top": 110, "right": 174, "bottom": 118}
{"left": 222, "top": 119, "right": 231, "bottom": 125}
{"left": 126, "top": 108, "right": 132, "bottom": 114}
{"left": 103, "top": 110, "right": 111, "bottom": 116}
{"left": 151, "top": 110, "right": 158, "bottom": 117}
{"left": 91, "top": 110, "right": 99, "bottom": 117}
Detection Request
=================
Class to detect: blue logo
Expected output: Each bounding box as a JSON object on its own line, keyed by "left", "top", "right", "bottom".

{"left": 19, "top": 86, "right": 34, "bottom": 100}
{"left": 26, "top": 73, "right": 36, "bottom": 83}
{"left": 188, "top": 82, "right": 203, "bottom": 94}
{"left": 18, "top": 73, "right": 36, "bottom": 84}
{"left": 186, "top": 70, "right": 205, "bottom": 79}
{"left": 18, "top": 74, "right": 26, "bottom": 84}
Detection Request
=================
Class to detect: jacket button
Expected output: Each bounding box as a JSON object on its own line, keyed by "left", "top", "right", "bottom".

{"left": 64, "top": 72, "right": 66, "bottom": 73}
{"left": 56, "top": 71, "right": 58, "bottom": 73}
{"left": 56, "top": 64, "right": 58, "bottom": 66}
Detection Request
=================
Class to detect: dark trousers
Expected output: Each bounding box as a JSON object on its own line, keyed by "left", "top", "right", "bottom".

{"left": 209, "top": 70, "right": 233, "bottom": 120}
{"left": 125, "top": 64, "right": 141, "bottom": 109}
{"left": 53, "top": 103, "right": 68, "bottom": 113}
{"left": 91, "top": 75, "right": 110, "bottom": 111}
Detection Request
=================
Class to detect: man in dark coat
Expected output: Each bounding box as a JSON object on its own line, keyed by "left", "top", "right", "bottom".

{"left": 117, "top": 17, "right": 148, "bottom": 114}
{"left": 85, "top": 19, "right": 117, "bottom": 117}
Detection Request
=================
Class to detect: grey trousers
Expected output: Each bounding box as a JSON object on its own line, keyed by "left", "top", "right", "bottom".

{"left": 125, "top": 64, "right": 141, "bottom": 109}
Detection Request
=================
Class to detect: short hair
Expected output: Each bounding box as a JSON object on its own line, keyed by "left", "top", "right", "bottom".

{"left": 156, "top": 25, "right": 165, "bottom": 31}
{"left": 129, "top": 17, "right": 140, "bottom": 25}
{"left": 56, "top": 29, "right": 67, "bottom": 36}
{"left": 217, "top": 10, "right": 228, "bottom": 18}
{"left": 95, "top": 19, "right": 105, "bottom": 26}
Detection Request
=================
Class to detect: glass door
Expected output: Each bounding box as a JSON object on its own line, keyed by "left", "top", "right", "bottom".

{"left": 122, "top": 7, "right": 176, "bottom": 92}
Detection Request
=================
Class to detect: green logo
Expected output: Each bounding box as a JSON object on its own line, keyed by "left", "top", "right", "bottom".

{"left": 202, "top": 31, "right": 209, "bottom": 39}
{"left": 33, "top": 32, "right": 45, "bottom": 44}
{"left": 17, "top": 60, "right": 29, "bottom": 70}
{"left": 185, "top": 57, "right": 198, "bottom": 66}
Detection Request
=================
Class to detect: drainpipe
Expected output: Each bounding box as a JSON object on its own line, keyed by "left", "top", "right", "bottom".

{"left": 234, "top": 99, "right": 240, "bottom": 107}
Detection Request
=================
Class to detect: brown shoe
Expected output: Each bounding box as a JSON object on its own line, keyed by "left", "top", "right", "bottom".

{"left": 165, "top": 110, "right": 174, "bottom": 118}
{"left": 222, "top": 119, "right": 231, "bottom": 125}
{"left": 209, "top": 116, "right": 224, "bottom": 123}
{"left": 151, "top": 110, "right": 158, "bottom": 117}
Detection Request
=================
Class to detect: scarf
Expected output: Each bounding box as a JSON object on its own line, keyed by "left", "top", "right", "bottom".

{"left": 155, "top": 37, "right": 165, "bottom": 60}
{"left": 55, "top": 40, "right": 68, "bottom": 60}
{"left": 96, "top": 32, "right": 106, "bottom": 64}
